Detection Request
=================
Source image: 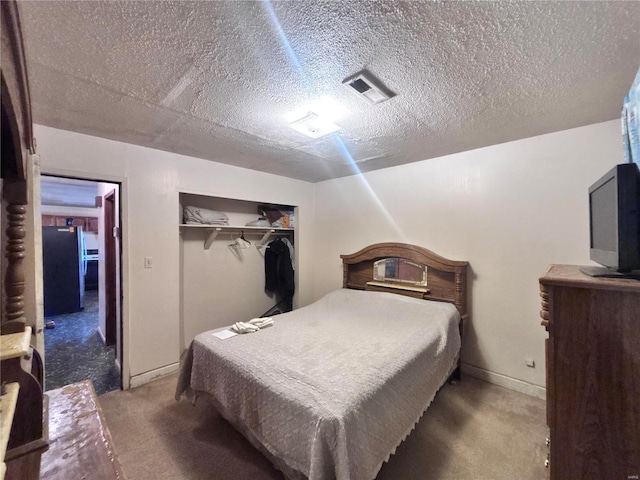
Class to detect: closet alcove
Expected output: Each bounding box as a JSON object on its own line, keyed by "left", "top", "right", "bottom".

{"left": 178, "top": 193, "right": 297, "bottom": 350}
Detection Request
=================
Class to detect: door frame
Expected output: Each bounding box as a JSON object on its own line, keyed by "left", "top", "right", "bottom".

{"left": 103, "top": 189, "right": 117, "bottom": 347}
{"left": 39, "top": 168, "right": 130, "bottom": 389}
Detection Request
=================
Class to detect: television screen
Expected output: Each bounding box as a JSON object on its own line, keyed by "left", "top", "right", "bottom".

{"left": 590, "top": 176, "right": 617, "bottom": 252}
{"left": 583, "top": 163, "right": 640, "bottom": 278}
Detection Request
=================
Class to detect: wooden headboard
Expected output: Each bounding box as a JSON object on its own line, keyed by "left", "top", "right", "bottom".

{"left": 340, "top": 242, "right": 469, "bottom": 319}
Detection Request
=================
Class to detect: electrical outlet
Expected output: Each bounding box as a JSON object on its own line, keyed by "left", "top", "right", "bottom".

{"left": 525, "top": 358, "right": 535, "bottom": 368}
{"left": 144, "top": 257, "right": 153, "bottom": 269}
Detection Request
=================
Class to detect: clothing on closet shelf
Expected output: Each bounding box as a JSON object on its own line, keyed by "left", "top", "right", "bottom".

{"left": 265, "top": 238, "right": 294, "bottom": 312}
{"left": 258, "top": 204, "right": 285, "bottom": 225}
{"left": 183, "top": 206, "right": 229, "bottom": 225}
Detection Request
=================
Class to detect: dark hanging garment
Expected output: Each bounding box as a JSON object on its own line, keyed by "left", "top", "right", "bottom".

{"left": 265, "top": 238, "right": 295, "bottom": 312}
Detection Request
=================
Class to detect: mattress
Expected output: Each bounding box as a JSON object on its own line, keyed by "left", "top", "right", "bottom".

{"left": 176, "top": 288, "right": 461, "bottom": 480}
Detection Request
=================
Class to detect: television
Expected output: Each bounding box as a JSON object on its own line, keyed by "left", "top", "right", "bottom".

{"left": 580, "top": 163, "right": 640, "bottom": 279}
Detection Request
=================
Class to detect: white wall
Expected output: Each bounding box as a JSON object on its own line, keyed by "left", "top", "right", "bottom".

{"left": 34, "top": 120, "right": 623, "bottom": 392}
{"left": 34, "top": 125, "right": 315, "bottom": 387}
{"left": 313, "top": 120, "right": 623, "bottom": 390}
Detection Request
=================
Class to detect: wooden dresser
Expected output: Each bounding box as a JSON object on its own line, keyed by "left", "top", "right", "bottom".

{"left": 539, "top": 265, "right": 640, "bottom": 479}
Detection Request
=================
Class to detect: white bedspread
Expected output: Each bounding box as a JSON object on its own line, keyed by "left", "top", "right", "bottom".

{"left": 176, "top": 288, "right": 460, "bottom": 480}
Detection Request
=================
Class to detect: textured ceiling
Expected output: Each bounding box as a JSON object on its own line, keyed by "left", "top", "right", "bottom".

{"left": 19, "top": 1, "right": 640, "bottom": 183}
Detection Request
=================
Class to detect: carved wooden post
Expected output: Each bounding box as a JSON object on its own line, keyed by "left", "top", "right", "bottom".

{"left": 2, "top": 180, "right": 27, "bottom": 334}
{"left": 1, "top": 4, "right": 49, "bottom": 477}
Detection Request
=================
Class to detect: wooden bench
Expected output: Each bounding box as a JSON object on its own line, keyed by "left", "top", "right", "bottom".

{"left": 39, "top": 380, "right": 124, "bottom": 480}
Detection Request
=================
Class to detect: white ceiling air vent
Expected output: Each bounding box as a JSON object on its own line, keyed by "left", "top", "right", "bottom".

{"left": 342, "top": 70, "right": 395, "bottom": 104}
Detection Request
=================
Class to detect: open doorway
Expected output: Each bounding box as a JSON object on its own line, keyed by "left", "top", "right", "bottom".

{"left": 40, "top": 175, "right": 122, "bottom": 395}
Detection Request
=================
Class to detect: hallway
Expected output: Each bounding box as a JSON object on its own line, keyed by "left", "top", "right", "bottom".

{"left": 44, "top": 290, "right": 120, "bottom": 395}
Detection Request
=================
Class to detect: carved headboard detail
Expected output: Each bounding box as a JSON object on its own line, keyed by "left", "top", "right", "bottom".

{"left": 340, "top": 242, "right": 469, "bottom": 318}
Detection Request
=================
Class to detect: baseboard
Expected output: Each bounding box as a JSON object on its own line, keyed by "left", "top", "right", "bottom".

{"left": 129, "top": 363, "right": 179, "bottom": 389}
{"left": 126, "top": 362, "right": 545, "bottom": 398}
{"left": 97, "top": 327, "right": 106, "bottom": 344}
{"left": 461, "top": 363, "right": 546, "bottom": 400}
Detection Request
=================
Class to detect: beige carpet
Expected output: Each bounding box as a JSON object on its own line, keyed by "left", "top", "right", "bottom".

{"left": 98, "top": 374, "right": 548, "bottom": 480}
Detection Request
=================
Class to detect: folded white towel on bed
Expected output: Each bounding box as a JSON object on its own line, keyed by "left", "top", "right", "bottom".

{"left": 231, "top": 322, "right": 260, "bottom": 334}
{"left": 249, "top": 317, "right": 274, "bottom": 328}
{"left": 231, "top": 317, "right": 274, "bottom": 334}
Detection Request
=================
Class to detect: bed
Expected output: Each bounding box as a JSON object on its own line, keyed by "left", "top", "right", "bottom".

{"left": 176, "top": 242, "right": 469, "bottom": 480}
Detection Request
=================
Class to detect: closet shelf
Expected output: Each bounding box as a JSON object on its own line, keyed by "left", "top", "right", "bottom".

{"left": 179, "top": 224, "right": 293, "bottom": 250}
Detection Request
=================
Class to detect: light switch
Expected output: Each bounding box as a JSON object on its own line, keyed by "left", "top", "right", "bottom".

{"left": 144, "top": 257, "right": 153, "bottom": 269}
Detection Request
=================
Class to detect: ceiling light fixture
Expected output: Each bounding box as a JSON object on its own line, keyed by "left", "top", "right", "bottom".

{"left": 290, "top": 112, "right": 341, "bottom": 139}
{"left": 310, "top": 95, "right": 348, "bottom": 122}
{"left": 287, "top": 96, "right": 347, "bottom": 124}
